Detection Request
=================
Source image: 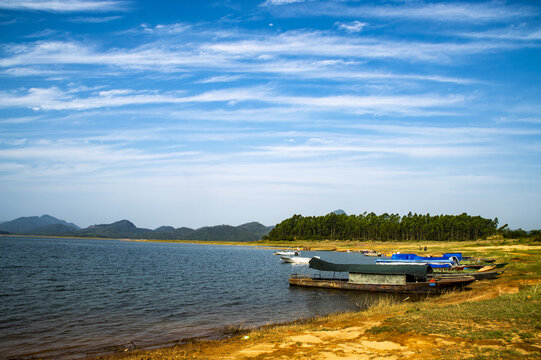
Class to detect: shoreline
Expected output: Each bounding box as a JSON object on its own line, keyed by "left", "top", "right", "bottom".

{"left": 4, "top": 233, "right": 537, "bottom": 251}
{"left": 93, "top": 278, "right": 540, "bottom": 360}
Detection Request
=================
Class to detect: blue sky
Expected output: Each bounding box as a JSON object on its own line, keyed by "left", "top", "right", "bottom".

{"left": 1, "top": 0, "right": 540, "bottom": 230}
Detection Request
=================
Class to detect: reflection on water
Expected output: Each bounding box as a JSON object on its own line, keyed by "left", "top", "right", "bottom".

{"left": 0, "top": 237, "right": 412, "bottom": 359}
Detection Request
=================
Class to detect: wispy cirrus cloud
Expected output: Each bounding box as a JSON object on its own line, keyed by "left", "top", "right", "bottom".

{"left": 201, "top": 31, "right": 520, "bottom": 63}
{"left": 0, "top": 86, "right": 464, "bottom": 115}
{"left": 262, "top": 0, "right": 306, "bottom": 6}
{"left": 0, "top": 27, "right": 527, "bottom": 74}
{"left": 0, "top": 0, "right": 128, "bottom": 13}
{"left": 140, "top": 23, "right": 191, "bottom": 34}
{"left": 457, "top": 27, "right": 541, "bottom": 41}
{"left": 265, "top": 1, "right": 537, "bottom": 23}
{"left": 70, "top": 15, "right": 123, "bottom": 23}
{"left": 196, "top": 75, "right": 244, "bottom": 83}
{"left": 1, "top": 42, "right": 478, "bottom": 89}
{"left": 335, "top": 20, "right": 367, "bottom": 33}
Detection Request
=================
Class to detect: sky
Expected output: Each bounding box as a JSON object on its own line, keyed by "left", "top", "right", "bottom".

{"left": 0, "top": 0, "right": 540, "bottom": 230}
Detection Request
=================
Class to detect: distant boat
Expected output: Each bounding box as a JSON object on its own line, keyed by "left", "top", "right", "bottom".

{"left": 281, "top": 256, "right": 319, "bottom": 264}
{"left": 273, "top": 248, "right": 300, "bottom": 256}
{"left": 289, "top": 258, "right": 475, "bottom": 294}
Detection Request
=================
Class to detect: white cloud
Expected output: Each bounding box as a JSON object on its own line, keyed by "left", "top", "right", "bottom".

{"left": 145, "top": 23, "right": 191, "bottom": 34}
{"left": 336, "top": 20, "right": 367, "bottom": 33}
{"left": 263, "top": 0, "right": 306, "bottom": 6}
{"left": 2, "top": 67, "right": 74, "bottom": 77}
{"left": 360, "top": 2, "right": 535, "bottom": 22}
{"left": 0, "top": 86, "right": 463, "bottom": 115}
{"left": 23, "top": 29, "right": 59, "bottom": 38}
{"left": 0, "top": 27, "right": 526, "bottom": 77}
{"left": 196, "top": 75, "right": 243, "bottom": 83}
{"left": 202, "top": 31, "right": 519, "bottom": 63}
{"left": 267, "top": 1, "right": 537, "bottom": 23}
{"left": 0, "top": 115, "right": 43, "bottom": 124}
{"left": 0, "top": 142, "right": 199, "bottom": 172}
{"left": 0, "top": 0, "right": 127, "bottom": 12}
{"left": 70, "top": 15, "right": 122, "bottom": 23}
{"left": 457, "top": 27, "right": 541, "bottom": 41}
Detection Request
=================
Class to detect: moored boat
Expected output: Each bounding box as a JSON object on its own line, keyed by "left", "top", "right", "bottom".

{"left": 273, "top": 248, "right": 300, "bottom": 256}
{"left": 281, "top": 256, "right": 319, "bottom": 264}
{"left": 432, "top": 265, "right": 503, "bottom": 280}
{"left": 375, "top": 257, "right": 458, "bottom": 268}
{"left": 375, "top": 253, "right": 461, "bottom": 268}
{"left": 289, "top": 258, "right": 475, "bottom": 294}
{"left": 432, "top": 270, "right": 502, "bottom": 281}
{"left": 289, "top": 275, "right": 476, "bottom": 294}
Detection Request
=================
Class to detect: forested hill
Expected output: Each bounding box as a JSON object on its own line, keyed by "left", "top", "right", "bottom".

{"left": 264, "top": 212, "right": 500, "bottom": 242}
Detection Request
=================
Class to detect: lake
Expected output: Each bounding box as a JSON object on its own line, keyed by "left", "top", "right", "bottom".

{"left": 0, "top": 236, "right": 404, "bottom": 359}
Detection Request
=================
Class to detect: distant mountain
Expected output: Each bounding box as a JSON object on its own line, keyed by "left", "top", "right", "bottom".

{"left": 154, "top": 226, "right": 176, "bottom": 232}
{"left": 184, "top": 224, "right": 258, "bottom": 242}
{"left": 148, "top": 226, "right": 195, "bottom": 240}
{"left": 237, "top": 222, "right": 275, "bottom": 238}
{"left": 78, "top": 220, "right": 153, "bottom": 239}
{"left": 0, "top": 216, "right": 271, "bottom": 241}
{"left": 24, "top": 223, "right": 78, "bottom": 236}
{"left": 332, "top": 209, "right": 347, "bottom": 215}
{"left": 0, "top": 215, "right": 79, "bottom": 234}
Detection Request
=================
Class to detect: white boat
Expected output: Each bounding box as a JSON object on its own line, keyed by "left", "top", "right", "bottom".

{"left": 273, "top": 248, "right": 300, "bottom": 256}
{"left": 280, "top": 256, "right": 319, "bottom": 264}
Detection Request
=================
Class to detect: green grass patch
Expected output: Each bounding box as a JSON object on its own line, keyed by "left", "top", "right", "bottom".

{"left": 469, "top": 348, "right": 529, "bottom": 360}
{"left": 375, "top": 284, "right": 540, "bottom": 342}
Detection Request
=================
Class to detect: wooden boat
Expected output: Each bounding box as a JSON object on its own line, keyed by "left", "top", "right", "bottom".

{"left": 432, "top": 265, "right": 503, "bottom": 280}
{"left": 461, "top": 262, "right": 507, "bottom": 270}
{"left": 432, "top": 270, "right": 501, "bottom": 281}
{"left": 289, "top": 258, "right": 475, "bottom": 294}
{"left": 289, "top": 275, "right": 476, "bottom": 294}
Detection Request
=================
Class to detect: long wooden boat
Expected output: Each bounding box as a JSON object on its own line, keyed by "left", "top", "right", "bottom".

{"left": 461, "top": 262, "right": 507, "bottom": 270}
{"left": 289, "top": 275, "right": 476, "bottom": 294}
{"left": 432, "top": 265, "right": 503, "bottom": 280}
{"left": 431, "top": 270, "right": 501, "bottom": 281}
{"left": 290, "top": 258, "right": 475, "bottom": 294}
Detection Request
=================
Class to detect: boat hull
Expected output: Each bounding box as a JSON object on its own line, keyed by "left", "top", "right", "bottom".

{"left": 289, "top": 275, "right": 475, "bottom": 294}
{"left": 431, "top": 271, "right": 501, "bottom": 280}
{"left": 281, "top": 256, "right": 311, "bottom": 264}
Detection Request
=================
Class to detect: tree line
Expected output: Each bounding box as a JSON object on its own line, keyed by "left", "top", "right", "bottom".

{"left": 264, "top": 212, "right": 500, "bottom": 241}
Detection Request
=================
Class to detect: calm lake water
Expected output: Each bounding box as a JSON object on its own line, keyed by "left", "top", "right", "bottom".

{"left": 0, "top": 236, "right": 404, "bottom": 359}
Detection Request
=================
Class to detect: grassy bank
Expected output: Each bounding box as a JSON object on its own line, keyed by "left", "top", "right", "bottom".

{"left": 94, "top": 238, "right": 540, "bottom": 359}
